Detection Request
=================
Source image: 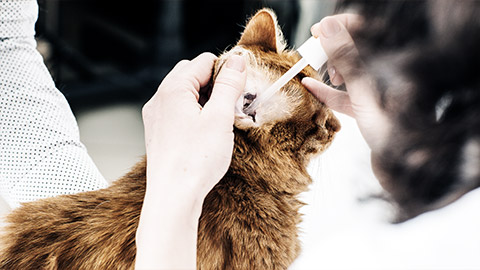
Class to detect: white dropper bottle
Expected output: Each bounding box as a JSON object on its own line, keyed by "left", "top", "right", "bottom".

{"left": 244, "top": 36, "right": 327, "bottom": 114}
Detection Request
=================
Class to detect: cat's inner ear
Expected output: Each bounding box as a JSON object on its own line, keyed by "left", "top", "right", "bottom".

{"left": 238, "top": 9, "right": 285, "bottom": 53}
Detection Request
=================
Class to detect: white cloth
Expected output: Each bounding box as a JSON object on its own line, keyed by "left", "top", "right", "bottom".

{"left": 0, "top": 0, "right": 108, "bottom": 209}
{"left": 291, "top": 113, "right": 480, "bottom": 270}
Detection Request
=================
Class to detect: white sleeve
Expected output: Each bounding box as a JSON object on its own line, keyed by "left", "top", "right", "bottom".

{"left": 0, "top": 0, "right": 108, "bottom": 209}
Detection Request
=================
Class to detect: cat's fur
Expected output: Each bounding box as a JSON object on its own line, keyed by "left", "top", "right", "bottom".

{"left": 337, "top": 0, "right": 480, "bottom": 220}
{"left": 0, "top": 9, "right": 339, "bottom": 269}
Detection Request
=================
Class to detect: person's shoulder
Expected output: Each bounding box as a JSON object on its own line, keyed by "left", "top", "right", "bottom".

{"left": 0, "top": 0, "right": 38, "bottom": 40}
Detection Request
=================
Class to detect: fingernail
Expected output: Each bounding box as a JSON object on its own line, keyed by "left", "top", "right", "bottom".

{"left": 226, "top": 55, "right": 246, "bottom": 72}
{"left": 321, "top": 17, "right": 341, "bottom": 38}
{"left": 310, "top": 23, "right": 321, "bottom": 37}
{"left": 301, "top": 77, "right": 314, "bottom": 86}
{"left": 329, "top": 66, "right": 336, "bottom": 79}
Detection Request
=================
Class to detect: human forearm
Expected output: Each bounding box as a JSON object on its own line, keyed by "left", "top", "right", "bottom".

{"left": 135, "top": 178, "right": 204, "bottom": 270}
{"left": 135, "top": 53, "right": 246, "bottom": 269}
{"left": 0, "top": 0, "right": 107, "bottom": 207}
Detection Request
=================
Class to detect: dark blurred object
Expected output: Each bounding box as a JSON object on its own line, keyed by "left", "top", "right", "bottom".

{"left": 35, "top": 0, "right": 299, "bottom": 111}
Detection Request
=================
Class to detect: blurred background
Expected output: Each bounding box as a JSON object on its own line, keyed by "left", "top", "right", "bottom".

{"left": 33, "top": 0, "right": 336, "bottom": 181}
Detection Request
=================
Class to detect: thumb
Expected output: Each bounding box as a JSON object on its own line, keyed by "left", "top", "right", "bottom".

{"left": 316, "top": 16, "right": 378, "bottom": 107}
{"left": 202, "top": 55, "right": 246, "bottom": 128}
{"left": 317, "top": 16, "right": 364, "bottom": 83}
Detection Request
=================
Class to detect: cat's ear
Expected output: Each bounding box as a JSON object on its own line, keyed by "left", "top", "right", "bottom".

{"left": 238, "top": 9, "right": 286, "bottom": 53}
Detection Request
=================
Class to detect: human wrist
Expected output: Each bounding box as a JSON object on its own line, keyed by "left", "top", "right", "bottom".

{"left": 145, "top": 151, "right": 221, "bottom": 200}
{"left": 136, "top": 194, "right": 200, "bottom": 270}
{"left": 136, "top": 174, "right": 204, "bottom": 269}
{"left": 142, "top": 173, "right": 206, "bottom": 220}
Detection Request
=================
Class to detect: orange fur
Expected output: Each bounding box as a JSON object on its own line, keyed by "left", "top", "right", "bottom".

{"left": 238, "top": 10, "right": 282, "bottom": 52}
{"left": 0, "top": 9, "right": 340, "bottom": 270}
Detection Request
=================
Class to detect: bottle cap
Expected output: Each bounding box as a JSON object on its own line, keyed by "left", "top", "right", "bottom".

{"left": 297, "top": 36, "right": 328, "bottom": 71}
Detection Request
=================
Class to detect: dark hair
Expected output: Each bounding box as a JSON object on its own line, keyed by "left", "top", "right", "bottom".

{"left": 338, "top": 0, "right": 480, "bottom": 221}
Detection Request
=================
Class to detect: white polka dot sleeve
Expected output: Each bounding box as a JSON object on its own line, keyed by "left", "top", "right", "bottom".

{"left": 0, "top": 0, "right": 108, "bottom": 209}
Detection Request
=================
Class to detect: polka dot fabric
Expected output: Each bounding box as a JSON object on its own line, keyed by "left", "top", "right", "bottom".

{"left": 0, "top": 0, "right": 108, "bottom": 208}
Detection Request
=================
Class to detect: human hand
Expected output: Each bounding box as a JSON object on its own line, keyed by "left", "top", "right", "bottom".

{"left": 136, "top": 53, "right": 246, "bottom": 269}
{"left": 142, "top": 52, "right": 246, "bottom": 204}
{"left": 301, "top": 14, "right": 391, "bottom": 152}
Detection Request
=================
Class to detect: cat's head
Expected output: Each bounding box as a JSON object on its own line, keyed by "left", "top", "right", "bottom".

{"left": 213, "top": 9, "right": 340, "bottom": 162}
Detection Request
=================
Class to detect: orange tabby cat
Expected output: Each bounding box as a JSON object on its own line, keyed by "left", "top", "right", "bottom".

{"left": 0, "top": 9, "right": 339, "bottom": 269}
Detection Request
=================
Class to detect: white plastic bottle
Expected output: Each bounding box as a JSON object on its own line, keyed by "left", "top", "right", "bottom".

{"left": 245, "top": 37, "right": 327, "bottom": 114}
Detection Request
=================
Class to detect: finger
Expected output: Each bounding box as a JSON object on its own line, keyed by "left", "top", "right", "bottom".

{"left": 315, "top": 16, "right": 382, "bottom": 115}
{"left": 332, "top": 71, "right": 345, "bottom": 86}
{"left": 327, "top": 65, "right": 344, "bottom": 86}
{"left": 302, "top": 77, "right": 354, "bottom": 117}
{"left": 165, "top": 52, "right": 215, "bottom": 86}
{"left": 159, "top": 52, "right": 217, "bottom": 100}
{"left": 202, "top": 55, "right": 246, "bottom": 129}
{"left": 316, "top": 16, "right": 364, "bottom": 84}
{"left": 171, "top": 59, "right": 190, "bottom": 72}
{"left": 184, "top": 52, "right": 218, "bottom": 88}
{"left": 311, "top": 13, "right": 363, "bottom": 38}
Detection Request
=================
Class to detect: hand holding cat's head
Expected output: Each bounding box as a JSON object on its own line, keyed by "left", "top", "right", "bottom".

{"left": 214, "top": 9, "right": 340, "bottom": 160}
